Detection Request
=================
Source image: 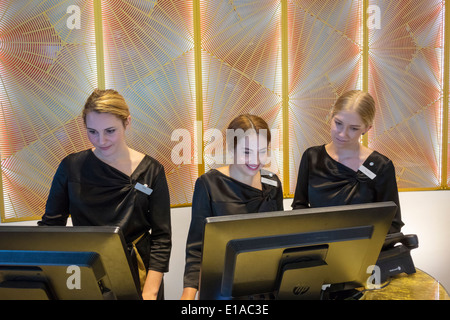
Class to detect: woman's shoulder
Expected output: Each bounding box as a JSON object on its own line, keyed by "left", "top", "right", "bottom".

{"left": 368, "top": 149, "right": 393, "bottom": 167}
{"left": 196, "top": 167, "right": 241, "bottom": 190}
{"left": 299, "top": 144, "right": 326, "bottom": 164}
{"left": 192, "top": 169, "right": 228, "bottom": 200}
{"left": 61, "top": 149, "right": 92, "bottom": 164}
{"left": 198, "top": 168, "right": 224, "bottom": 183}
{"left": 361, "top": 149, "right": 395, "bottom": 179}
{"left": 53, "top": 149, "right": 93, "bottom": 177}
{"left": 134, "top": 153, "right": 166, "bottom": 180}
{"left": 133, "top": 149, "right": 164, "bottom": 169}
{"left": 303, "top": 144, "right": 325, "bottom": 156}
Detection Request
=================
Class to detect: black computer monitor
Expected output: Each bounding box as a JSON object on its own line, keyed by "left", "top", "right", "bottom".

{"left": 198, "top": 202, "right": 397, "bottom": 300}
{"left": 0, "top": 226, "right": 141, "bottom": 300}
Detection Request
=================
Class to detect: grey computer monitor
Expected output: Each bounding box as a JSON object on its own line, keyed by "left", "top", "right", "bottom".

{"left": 0, "top": 226, "right": 141, "bottom": 300}
{"left": 198, "top": 202, "right": 397, "bottom": 300}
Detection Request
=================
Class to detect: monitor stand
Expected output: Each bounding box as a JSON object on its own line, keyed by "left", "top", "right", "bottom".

{"left": 276, "top": 259, "right": 328, "bottom": 300}
{"left": 275, "top": 244, "right": 330, "bottom": 300}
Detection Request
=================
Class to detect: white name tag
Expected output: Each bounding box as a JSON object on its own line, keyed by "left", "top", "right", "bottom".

{"left": 135, "top": 182, "right": 153, "bottom": 195}
{"left": 261, "top": 177, "right": 278, "bottom": 187}
{"left": 358, "top": 165, "right": 376, "bottom": 180}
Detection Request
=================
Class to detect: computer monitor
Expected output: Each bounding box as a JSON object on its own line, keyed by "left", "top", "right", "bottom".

{"left": 198, "top": 201, "right": 397, "bottom": 300}
{"left": 0, "top": 226, "right": 141, "bottom": 300}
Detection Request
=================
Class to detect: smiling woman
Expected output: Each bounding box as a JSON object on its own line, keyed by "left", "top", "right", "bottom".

{"left": 82, "top": 89, "right": 133, "bottom": 168}
{"left": 181, "top": 114, "right": 284, "bottom": 300}
{"left": 225, "top": 114, "right": 272, "bottom": 189}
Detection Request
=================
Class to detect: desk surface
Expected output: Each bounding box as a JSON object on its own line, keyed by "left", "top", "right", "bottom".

{"left": 361, "top": 269, "right": 449, "bottom": 300}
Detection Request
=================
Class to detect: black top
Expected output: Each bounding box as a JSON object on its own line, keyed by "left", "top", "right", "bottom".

{"left": 183, "top": 169, "right": 284, "bottom": 289}
{"left": 39, "top": 149, "right": 172, "bottom": 273}
{"left": 292, "top": 145, "right": 403, "bottom": 233}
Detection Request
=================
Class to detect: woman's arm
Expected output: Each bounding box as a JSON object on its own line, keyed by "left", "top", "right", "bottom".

{"left": 292, "top": 150, "right": 310, "bottom": 210}
{"left": 376, "top": 160, "right": 404, "bottom": 233}
{"left": 147, "top": 166, "right": 172, "bottom": 273}
{"left": 38, "top": 159, "right": 70, "bottom": 226}
{"left": 182, "top": 177, "right": 211, "bottom": 298}
{"left": 142, "top": 270, "right": 164, "bottom": 300}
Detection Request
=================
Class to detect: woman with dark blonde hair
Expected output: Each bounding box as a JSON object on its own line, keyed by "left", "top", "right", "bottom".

{"left": 181, "top": 114, "right": 283, "bottom": 300}
{"left": 39, "top": 88, "right": 172, "bottom": 300}
{"left": 292, "top": 90, "right": 403, "bottom": 233}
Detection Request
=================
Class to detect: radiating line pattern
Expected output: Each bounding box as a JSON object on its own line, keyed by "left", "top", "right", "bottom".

{"left": 0, "top": 0, "right": 96, "bottom": 221}
{"left": 0, "top": 0, "right": 448, "bottom": 222}
{"left": 287, "top": 0, "right": 362, "bottom": 195}
{"left": 200, "top": 0, "right": 284, "bottom": 176}
{"left": 101, "top": 0, "right": 197, "bottom": 206}
{"left": 368, "top": 0, "right": 444, "bottom": 189}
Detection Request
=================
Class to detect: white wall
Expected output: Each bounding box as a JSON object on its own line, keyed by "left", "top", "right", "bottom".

{"left": 1, "top": 190, "right": 449, "bottom": 299}
{"left": 398, "top": 190, "right": 450, "bottom": 292}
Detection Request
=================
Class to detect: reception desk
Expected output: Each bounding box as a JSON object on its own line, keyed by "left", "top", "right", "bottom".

{"left": 361, "top": 269, "right": 449, "bottom": 300}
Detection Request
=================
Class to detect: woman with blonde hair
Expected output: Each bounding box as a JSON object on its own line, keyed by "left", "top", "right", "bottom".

{"left": 39, "top": 88, "right": 172, "bottom": 300}
{"left": 292, "top": 90, "right": 403, "bottom": 233}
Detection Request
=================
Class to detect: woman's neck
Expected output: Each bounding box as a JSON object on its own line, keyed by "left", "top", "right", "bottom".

{"left": 325, "top": 142, "right": 374, "bottom": 172}
{"left": 326, "top": 141, "right": 361, "bottom": 158}
{"left": 93, "top": 145, "right": 145, "bottom": 176}
{"left": 93, "top": 145, "right": 130, "bottom": 164}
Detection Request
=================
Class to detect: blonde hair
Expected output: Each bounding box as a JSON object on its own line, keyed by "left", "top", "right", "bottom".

{"left": 331, "top": 90, "right": 376, "bottom": 128}
{"left": 82, "top": 89, "right": 130, "bottom": 126}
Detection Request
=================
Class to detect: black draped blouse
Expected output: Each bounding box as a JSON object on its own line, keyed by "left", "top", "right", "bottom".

{"left": 183, "top": 169, "right": 284, "bottom": 289}
{"left": 39, "top": 149, "right": 172, "bottom": 273}
{"left": 292, "top": 145, "right": 403, "bottom": 233}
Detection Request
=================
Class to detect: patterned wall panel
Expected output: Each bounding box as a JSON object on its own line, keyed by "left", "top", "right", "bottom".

{"left": 368, "top": 0, "right": 444, "bottom": 189}
{"left": 101, "top": 0, "right": 197, "bottom": 205}
{"left": 200, "top": 0, "right": 284, "bottom": 176}
{"left": 287, "top": 0, "right": 362, "bottom": 195}
{"left": 0, "top": 0, "right": 96, "bottom": 221}
{"left": 0, "top": 0, "right": 448, "bottom": 222}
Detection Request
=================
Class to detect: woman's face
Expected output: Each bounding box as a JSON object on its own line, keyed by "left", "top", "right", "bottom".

{"left": 330, "top": 110, "right": 370, "bottom": 148}
{"left": 85, "top": 111, "right": 129, "bottom": 158}
{"left": 231, "top": 131, "right": 269, "bottom": 177}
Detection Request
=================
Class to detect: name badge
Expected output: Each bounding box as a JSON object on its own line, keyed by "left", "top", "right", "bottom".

{"left": 358, "top": 165, "right": 376, "bottom": 180}
{"left": 135, "top": 182, "right": 153, "bottom": 195}
{"left": 261, "top": 177, "right": 278, "bottom": 187}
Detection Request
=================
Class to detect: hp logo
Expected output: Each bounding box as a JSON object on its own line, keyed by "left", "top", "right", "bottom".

{"left": 293, "top": 285, "right": 310, "bottom": 296}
